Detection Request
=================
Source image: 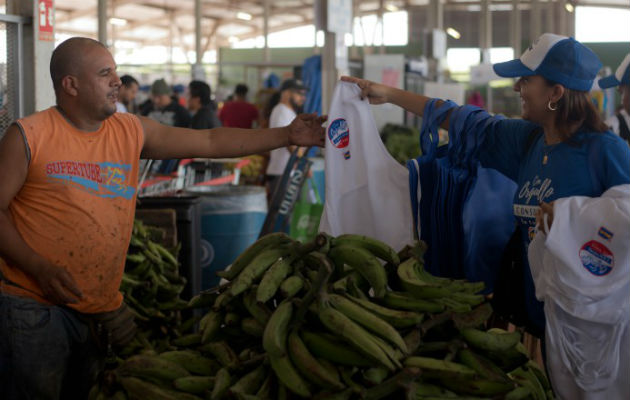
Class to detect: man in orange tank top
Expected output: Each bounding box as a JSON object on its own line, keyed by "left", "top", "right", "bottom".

{"left": 0, "top": 37, "right": 325, "bottom": 400}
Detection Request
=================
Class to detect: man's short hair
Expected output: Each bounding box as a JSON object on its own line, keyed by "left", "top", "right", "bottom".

{"left": 189, "top": 80, "right": 211, "bottom": 106}
{"left": 235, "top": 84, "right": 249, "bottom": 97}
{"left": 120, "top": 75, "right": 139, "bottom": 88}
{"left": 50, "top": 37, "right": 106, "bottom": 93}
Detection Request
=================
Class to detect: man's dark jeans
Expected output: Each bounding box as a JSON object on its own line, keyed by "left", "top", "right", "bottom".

{"left": 0, "top": 293, "right": 103, "bottom": 399}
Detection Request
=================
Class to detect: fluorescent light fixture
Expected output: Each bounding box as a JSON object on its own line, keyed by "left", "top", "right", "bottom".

{"left": 446, "top": 27, "right": 461, "bottom": 39}
{"left": 109, "top": 17, "right": 127, "bottom": 26}
{"left": 237, "top": 12, "right": 252, "bottom": 21}
{"left": 228, "top": 36, "right": 239, "bottom": 44}
{"left": 385, "top": 4, "right": 399, "bottom": 12}
{"left": 565, "top": 3, "right": 574, "bottom": 12}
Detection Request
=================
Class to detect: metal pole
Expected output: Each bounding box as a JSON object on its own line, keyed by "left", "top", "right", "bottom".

{"left": 263, "top": 0, "right": 270, "bottom": 64}
{"left": 378, "top": 0, "right": 385, "bottom": 54}
{"left": 511, "top": 0, "right": 521, "bottom": 56}
{"left": 531, "top": 0, "right": 542, "bottom": 40}
{"left": 546, "top": 0, "right": 554, "bottom": 35}
{"left": 195, "top": 0, "right": 202, "bottom": 63}
{"left": 98, "top": 0, "right": 108, "bottom": 46}
{"left": 480, "top": 0, "right": 492, "bottom": 64}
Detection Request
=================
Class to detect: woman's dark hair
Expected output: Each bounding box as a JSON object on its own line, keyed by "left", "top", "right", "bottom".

{"left": 544, "top": 78, "right": 608, "bottom": 138}
{"left": 189, "top": 80, "right": 211, "bottom": 106}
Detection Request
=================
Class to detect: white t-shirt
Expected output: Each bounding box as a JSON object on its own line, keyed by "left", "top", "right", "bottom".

{"left": 116, "top": 102, "right": 128, "bottom": 113}
{"left": 266, "top": 103, "right": 296, "bottom": 176}
{"left": 605, "top": 109, "right": 630, "bottom": 139}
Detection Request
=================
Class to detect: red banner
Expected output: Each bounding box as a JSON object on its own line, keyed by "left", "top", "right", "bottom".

{"left": 38, "top": 0, "right": 54, "bottom": 42}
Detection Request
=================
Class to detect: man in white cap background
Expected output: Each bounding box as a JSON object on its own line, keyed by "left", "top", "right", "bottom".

{"left": 342, "top": 33, "right": 630, "bottom": 392}
{"left": 599, "top": 53, "right": 630, "bottom": 145}
{"left": 265, "top": 79, "right": 308, "bottom": 195}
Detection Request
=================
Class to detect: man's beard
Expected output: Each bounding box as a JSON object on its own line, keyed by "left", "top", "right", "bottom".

{"left": 289, "top": 98, "right": 304, "bottom": 114}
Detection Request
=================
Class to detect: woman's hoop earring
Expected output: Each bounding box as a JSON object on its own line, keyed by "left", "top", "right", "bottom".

{"left": 547, "top": 101, "right": 557, "bottom": 111}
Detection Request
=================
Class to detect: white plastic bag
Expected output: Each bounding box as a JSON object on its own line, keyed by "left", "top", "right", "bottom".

{"left": 319, "top": 82, "right": 414, "bottom": 251}
{"left": 528, "top": 184, "right": 630, "bottom": 399}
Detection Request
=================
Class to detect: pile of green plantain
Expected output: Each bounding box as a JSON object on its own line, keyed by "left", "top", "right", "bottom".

{"left": 119, "top": 220, "right": 190, "bottom": 354}
{"left": 91, "top": 230, "right": 553, "bottom": 400}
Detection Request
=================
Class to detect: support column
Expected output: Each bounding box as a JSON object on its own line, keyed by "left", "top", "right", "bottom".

{"left": 263, "top": 0, "right": 270, "bottom": 64}
{"left": 545, "top": 0, "right": 555, "bottom": 35}
{"left": 321, "top": 31, "right": 336, "bottom": 117}
{"left": 555, "top": 1, "right": 567, "bottom": 36}
{"left": 168, "top": 10, "right": 175, "bottom": 83}
{"left": 194, "top": 0, "right": 202, "bottom": 62}
{"left": 566, "top": 6, "right": 575, "bottom": 37}
{"left": 530, "top": 0, "right": 542, "bottom": 40}
{"left": 192, "top": 0, "right": 205, "bottom": 80}
{"left": 480, "top": 0, "right": 492, "bottom": 63}
{"left": 511, "top": 0, "right": 521, "bottom": 56}
{"left": 98, "top": 0, "right": 108, "bottom": 46}
{"left": 7, "top": 0, "right": 55, "bottom": 113}
{"left": 427, "top": 0, "right": 444, "bottom": 30}
{"left": 378, "top": 0, "right": 385, "bottom": 54}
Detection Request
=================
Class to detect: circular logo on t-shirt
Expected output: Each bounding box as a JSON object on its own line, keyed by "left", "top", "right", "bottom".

{"left": 327, "top": 118, "right": 349, "bottom": 149}
{"left": 579, "top": 240, "right": 614, "bottom": 276}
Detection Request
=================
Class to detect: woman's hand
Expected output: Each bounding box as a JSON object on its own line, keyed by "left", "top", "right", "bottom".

{"left": 340, "top": 76, "right": 391, "bottom": 105}
{"left": 536, "top": 201, "right": 555, "bottom": 232}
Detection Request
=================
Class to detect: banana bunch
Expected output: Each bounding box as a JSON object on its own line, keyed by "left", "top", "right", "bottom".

{"left": 119, "top": 220, "right": 190, "bottom": 355}
{"left": 240, "top": 155, "right": 266, "bottom": 178}
{"left": 95, "top": 231, "right": 552, "bottom": 400}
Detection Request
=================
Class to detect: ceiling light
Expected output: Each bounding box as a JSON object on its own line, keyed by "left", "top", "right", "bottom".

{"left": 109, "top": 17, "right": 127, "bottom": 26}
{"left": 228, "top": 36, "right": 239, "bottom": 44}
{"left": 385, "top": 4, "right": 399, "bottom": 12}
{"left": 237, "top": 12, "right": 252, "bottom": 21}
{"left": 565, "top": 3, "right": 574, "bottom": 12}
{"left": 446, "top": 27, "right": 461, "bottom": 40}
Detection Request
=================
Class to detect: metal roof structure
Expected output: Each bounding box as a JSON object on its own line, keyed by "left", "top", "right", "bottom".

{"left": 52, "top": 0, "right": 629, "bottom": 51}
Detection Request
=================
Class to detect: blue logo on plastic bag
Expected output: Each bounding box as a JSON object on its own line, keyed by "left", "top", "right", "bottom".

{"left": 327, "top": 118, "right": 349, "bottom": 149}
{"left": 579, "top": 240, "right": 614, "bottom": 276}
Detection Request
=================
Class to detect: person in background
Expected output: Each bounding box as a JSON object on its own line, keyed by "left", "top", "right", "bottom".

{"left": 218, "top": 83, "right": 259, "bottom": 128}
{"left": 142, "top": 79, "right": 191, "bottom": 129}
{"left": 599, "top": 53, "right": 630, "bottom": 145}
{"left": 115, "top": 75, "right": 139, "bottom": 113}
{"left": 188, "top": 80, "right": 221, "bottom": 130}
{"left": 265, "top": 79, "right": 307, "bottom": 193}
{"left": 0, "top": 37, "right": 325, "bottom": 400}
{"left": 142, "top": 79, "right": 192, "bottom": 173}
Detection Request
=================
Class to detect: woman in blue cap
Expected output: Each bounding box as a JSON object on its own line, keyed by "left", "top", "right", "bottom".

{"left": 599, "top": 53, "right": 630, "bottom": 144}
{"left": 342, "top": 34, "right": 630, "bottom": 338}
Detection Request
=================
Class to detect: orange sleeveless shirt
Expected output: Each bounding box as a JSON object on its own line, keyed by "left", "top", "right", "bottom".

{"left": 0, "top": 107, "right": 144, "bottom": 313}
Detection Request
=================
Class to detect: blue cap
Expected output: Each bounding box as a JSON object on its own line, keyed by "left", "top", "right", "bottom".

{"left": 493, "top": 33, "right": 602, "bottom": 92}
{"left": 598, "top": 53, "right": 630, "bottom": 89}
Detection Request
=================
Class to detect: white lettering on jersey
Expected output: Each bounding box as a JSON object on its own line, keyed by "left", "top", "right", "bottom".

{"left": 518, "top": 175, "right": 554, "bottom": 204}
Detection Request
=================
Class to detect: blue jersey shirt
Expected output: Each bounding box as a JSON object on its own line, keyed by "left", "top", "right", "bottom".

{"left": 480, "top": 118, "right": 630, "bottom": 332}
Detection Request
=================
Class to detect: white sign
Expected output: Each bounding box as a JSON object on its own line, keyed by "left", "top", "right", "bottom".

{"left": 328, "top": 0, "right": 353, "bottom": 34}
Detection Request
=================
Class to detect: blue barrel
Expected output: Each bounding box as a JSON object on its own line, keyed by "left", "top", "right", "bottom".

{"left": 309, "top": 157, "right": 325, "bottom": 201}
{"left": 186, "top": 186, "right": 267, "bottom": 289}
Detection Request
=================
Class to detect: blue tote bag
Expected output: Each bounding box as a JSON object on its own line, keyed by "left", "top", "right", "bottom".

{"left": 407, "top": 100, "right": 516, "bottom": 292}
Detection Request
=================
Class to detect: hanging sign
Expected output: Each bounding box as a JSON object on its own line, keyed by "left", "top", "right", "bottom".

{"left": 38, "top": 0, "right": 54, "bottom": 42}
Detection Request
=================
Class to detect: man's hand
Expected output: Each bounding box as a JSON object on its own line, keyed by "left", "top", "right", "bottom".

{"left": 536, "top": 201, "right": 555, "bottom": 232}
{"left": 33, "top": 260, "right": 83, "bottom": 305}
{"left": 288, "top": 113, "right": 327, "bottom": 147}
{"left": 341, "top": 76, "right": 391, "bottom": 104}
